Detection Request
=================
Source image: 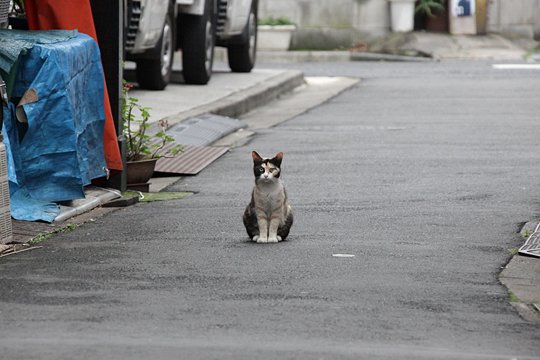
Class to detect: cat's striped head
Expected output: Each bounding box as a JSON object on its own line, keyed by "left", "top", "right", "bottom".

{"left": 252, "top": 151, "right": 283, "bottom": 182}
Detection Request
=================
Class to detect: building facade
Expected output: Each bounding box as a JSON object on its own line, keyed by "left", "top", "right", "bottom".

{"left": 258, "top": 0, "right": 540, "bottom": 50}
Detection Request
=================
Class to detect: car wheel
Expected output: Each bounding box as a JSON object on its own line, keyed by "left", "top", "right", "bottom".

{"left": 181, "top": 0, "right": 215, "bottom": 85}
{"left": 227, "top": 3, "right": 257, "bottom": 73}
{"left": 135, "top": 8, "right": 174, "bottom": 90}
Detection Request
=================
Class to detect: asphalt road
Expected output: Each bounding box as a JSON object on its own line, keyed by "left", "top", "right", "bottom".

{"left": 1, "top": 61, "right": 540, "bottom": 359}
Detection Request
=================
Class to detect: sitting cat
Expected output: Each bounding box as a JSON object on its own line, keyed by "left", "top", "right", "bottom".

{"left": 243, "top": 151, "right": 293, "bottom": 243}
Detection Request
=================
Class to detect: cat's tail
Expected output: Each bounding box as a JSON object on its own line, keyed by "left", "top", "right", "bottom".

{"left": 277, "top": 206, "right": 293, "bottom": 240}
{"left": 243, "top": 205, "right": 259, "bottom": 240}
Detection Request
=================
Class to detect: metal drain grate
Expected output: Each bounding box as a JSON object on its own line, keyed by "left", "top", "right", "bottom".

{"left": 155, "top": 145, "right": 228, "bottom": 175}
{"left": 519, "top": 224, "right": 540, "bottom": 257}
{"left": 0, "top": 142, "right": 12, "bottom": 244}
{"left": 166, "top": 113, "right": 246, "bottom": 146}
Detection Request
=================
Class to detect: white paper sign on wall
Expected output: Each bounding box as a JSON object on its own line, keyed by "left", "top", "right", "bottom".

{"left": 451, "top": 0, "right": 476, "bottom": 17}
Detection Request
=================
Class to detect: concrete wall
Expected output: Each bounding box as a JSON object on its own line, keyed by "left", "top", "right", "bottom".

{"left": 258, "top": 0, "right": 390, "bottom": 50}
{"left": 258, "top": 0, "right": 540, "bottom": 50}
{"left": 486, "top": 0, "right": 540, "bottom": 39}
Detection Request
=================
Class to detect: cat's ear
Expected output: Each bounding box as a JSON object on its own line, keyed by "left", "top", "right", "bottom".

{"left": 272, "top": 152, "right": 284, "bottom": 166}
{"left": 252, "top": 151, "right": 263, "bottom": 163}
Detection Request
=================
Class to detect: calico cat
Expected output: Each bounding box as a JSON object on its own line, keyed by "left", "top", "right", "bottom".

{"left": 243, "top": 151, "right": 293, "bottom": 243}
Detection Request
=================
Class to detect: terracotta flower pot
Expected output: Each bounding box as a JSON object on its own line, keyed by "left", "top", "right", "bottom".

{"left": 126, "top": 158, "right": 157, "bottom": 185}
{"left": 425, "top": 9, "right": 449, "bottom": 32}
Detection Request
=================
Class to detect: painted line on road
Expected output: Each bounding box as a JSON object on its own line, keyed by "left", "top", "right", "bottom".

{"left": 492, "top": 64, "right": 540, "bottom": 70}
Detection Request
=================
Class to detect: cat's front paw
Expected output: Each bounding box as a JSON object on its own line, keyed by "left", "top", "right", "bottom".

{"left": 257, "top": 236, "right": 268, "bottom": 244}
{"left": 267, "top": 236, "right": 279, "bottom": 243}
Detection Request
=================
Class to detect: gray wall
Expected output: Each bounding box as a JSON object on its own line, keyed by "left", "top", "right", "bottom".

{"left": 487, "top": 0, "right": 540, "bottom": 39}
{"left": 258, "top": 0, "right": 390, "bottom": 50}
{"left": 258, "top": 0, "right": 540, "bottom": 50}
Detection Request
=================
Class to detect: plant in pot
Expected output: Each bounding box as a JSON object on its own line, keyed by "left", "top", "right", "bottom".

{"left": 122, "top": 81, "right": 183, "bottom": 187}
{"left": 257, "top": 16, "right": 296, "bottom": 51}
{"left": 415, "top": 0, "right": 448, "bottom": 32}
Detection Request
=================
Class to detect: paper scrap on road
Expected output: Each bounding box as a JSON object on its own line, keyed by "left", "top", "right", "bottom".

{"left": 492, "top": 64, "right": 540, "bottom": 70}
{"left": 332, "top": 254, "right": 355, "bottom": 258}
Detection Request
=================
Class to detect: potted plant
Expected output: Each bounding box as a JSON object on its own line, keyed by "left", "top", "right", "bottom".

{"left": 257, "top": 16, "right": 296, "bottom": 51}
{"left": 122, "top": 81, "right": 182, "bottom": 185}
{"left": 415, "top": 0, "right": 448, "bottom": 32}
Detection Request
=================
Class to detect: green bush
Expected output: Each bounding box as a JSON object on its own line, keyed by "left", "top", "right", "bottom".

{"left": 258, "top": 16, "right": 295, "bottom": 26}
{"left": 415, "top": 0, "right": 446, "bottom": 17}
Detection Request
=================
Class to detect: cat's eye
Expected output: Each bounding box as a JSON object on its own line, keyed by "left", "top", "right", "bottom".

{"left": 258, "top": 167, "right": 264, "bottom": 173}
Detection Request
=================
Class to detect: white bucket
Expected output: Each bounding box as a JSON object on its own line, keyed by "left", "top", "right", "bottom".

{"left": 389, "top": 0, "right": 416, "bottom": 32}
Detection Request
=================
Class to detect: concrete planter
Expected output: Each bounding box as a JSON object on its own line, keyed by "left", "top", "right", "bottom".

{"left": 257, "top": 25, "right": 296, "bottom": 51}
{"left": 389, "top": 0, "right": 416, "bottom": 32}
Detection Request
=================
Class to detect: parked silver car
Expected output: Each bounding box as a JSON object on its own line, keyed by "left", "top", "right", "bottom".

{"left": 125, "top": 0, "right": 258, "bottom": 89}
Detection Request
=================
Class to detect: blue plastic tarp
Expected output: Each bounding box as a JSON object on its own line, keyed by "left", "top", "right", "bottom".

{"left": 0, "top": 29, "right": 76, "bottom": 74}
{"left": 1, "top": 32, "right": 108, "bottom": 222}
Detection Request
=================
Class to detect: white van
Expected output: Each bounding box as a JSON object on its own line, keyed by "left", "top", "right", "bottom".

{"left": 125, "top": 0, "right": 258, "bottom": 89}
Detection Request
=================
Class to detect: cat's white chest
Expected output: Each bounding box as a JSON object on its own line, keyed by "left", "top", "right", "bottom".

{"left": 255, "top": 181, "right": 283, "bottom": 214}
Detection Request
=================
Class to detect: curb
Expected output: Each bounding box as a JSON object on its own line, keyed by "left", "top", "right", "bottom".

{"left": 255, "top": 50, "right": 351, "bottom": 63}
{"left": 211, "top": 70, "right": 306, "bottom": 118}
{"left": 351, "top": 52, "right": 434, "bottom": 62}
{"left": 162, "top": 70, "right": 305, "bottom": 127}
{"left": 499, "top": 220, "right": 540, "bottom": 323}
{"left": 253, "top": 50, "right": 434, "bottom": 64}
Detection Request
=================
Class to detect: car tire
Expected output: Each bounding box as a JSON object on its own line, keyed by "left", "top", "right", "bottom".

{"left": 181, "top": 0, "right": 215, "bottom": 85}
{"left": 135, "top": 7, "right": 175, "bottom": 90}
{"left": 227, "top": 3, "right": 257, "bottom": 73}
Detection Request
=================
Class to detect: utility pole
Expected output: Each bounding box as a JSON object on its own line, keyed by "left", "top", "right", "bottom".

{"left": 90, "top": 0, "right": 126, "bottom": 191}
